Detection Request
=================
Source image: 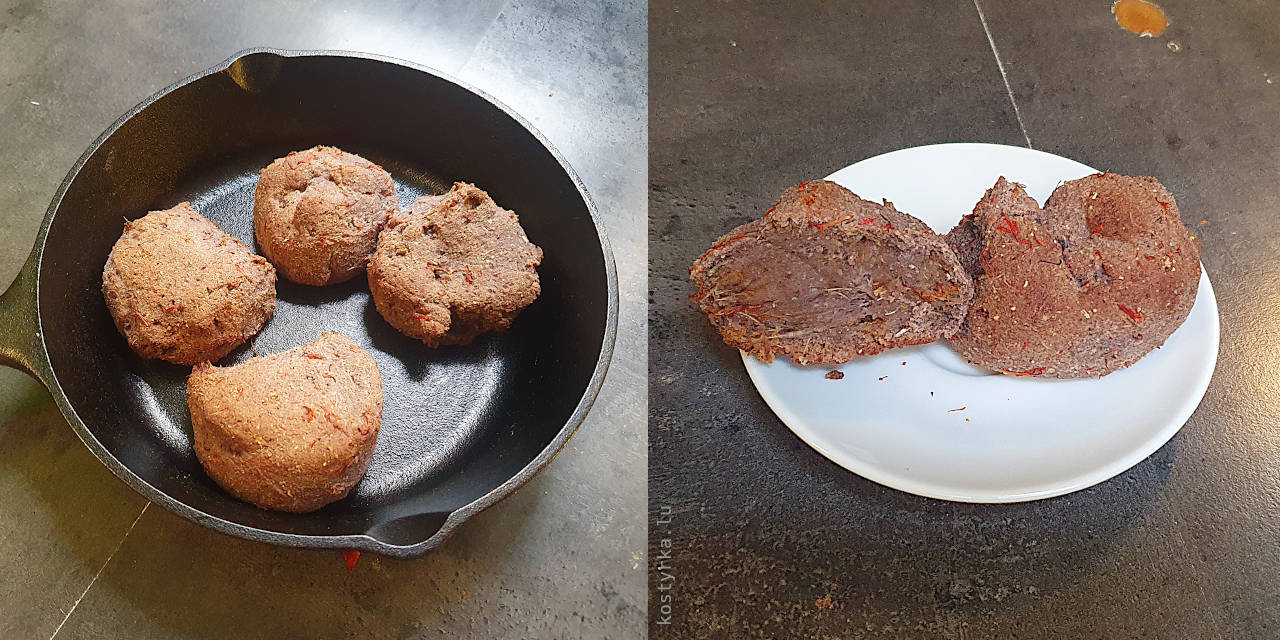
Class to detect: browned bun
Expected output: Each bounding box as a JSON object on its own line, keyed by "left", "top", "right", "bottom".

{"left": 690, "top": 180, "right": 973, "bottom": 365}
{"left": 945, "top": 174, "right": 1201, "bottom": 378}
{"left": 253, "top": 145, "right": 397, "bottom": 286}
{"left": 367, "top": 182, "right": 543, "bottom": 347}
{"left": 102, "top": 202, "right": 276, "bottom": 365}
{"left": 187, "top": 332, "right": 383, "bottom": 513}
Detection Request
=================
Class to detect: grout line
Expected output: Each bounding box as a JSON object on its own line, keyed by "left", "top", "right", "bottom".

{"left": 49, "top": 502, "right": 150, "bottom": 640}
{"left": 973, "top": 0, "right": 1033, "bottom": 149}
{"left": 455, "top": 0, "right": 514, "bottom": 76}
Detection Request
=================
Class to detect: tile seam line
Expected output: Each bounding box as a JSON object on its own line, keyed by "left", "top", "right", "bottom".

{"left": 48, "top": 501, "right": 150, "bottom": 640}
{"left": 973, "top": 0, "right": 1034, "bottom": 149}
{"left": 455, "top": 0, "right": 515, "bottom": 74}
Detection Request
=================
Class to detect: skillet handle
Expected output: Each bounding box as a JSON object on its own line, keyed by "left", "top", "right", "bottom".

{"left": 0, "top": 252, "right": 50, "bottom": 383}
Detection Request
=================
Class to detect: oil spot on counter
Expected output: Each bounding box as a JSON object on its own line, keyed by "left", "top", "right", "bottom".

{"left": 1113, "top": 0, "right": 1169, "bottom": 37}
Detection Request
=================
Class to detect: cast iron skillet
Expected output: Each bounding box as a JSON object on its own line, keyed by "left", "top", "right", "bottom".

{"left": 0, "top": 49, "right": 617, "bottom": 558}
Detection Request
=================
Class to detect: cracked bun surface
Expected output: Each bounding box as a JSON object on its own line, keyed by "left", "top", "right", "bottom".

{"left": 102, "top": 202, "right": 276, "bottom": 365}
{"left": 368, "top": 182, "right": 543, "bottom": 347}
{"left": 945, "top": 174, "right": 1201, "bottom": 378}
{"left": 253, "top": 146, "right": 397, "bottom": 286}
{"left": 187, "top": 332, "right": 383, "bottom": 513}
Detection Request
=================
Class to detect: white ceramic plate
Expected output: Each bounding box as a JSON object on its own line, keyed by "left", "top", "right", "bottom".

{"left": 742, "top": 143, "right": 1219, "bottom": 502}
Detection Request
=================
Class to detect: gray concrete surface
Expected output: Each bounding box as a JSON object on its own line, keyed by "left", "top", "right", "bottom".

{"left": 650, "top": 0, "right": 1280, "bottom": 637}
{"left": 0, "top": 1, "right": 645, "bottom": 638}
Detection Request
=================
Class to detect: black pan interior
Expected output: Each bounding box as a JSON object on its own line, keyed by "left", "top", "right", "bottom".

{"left": 36, "top": 53, "right": 609, "bottom": 544}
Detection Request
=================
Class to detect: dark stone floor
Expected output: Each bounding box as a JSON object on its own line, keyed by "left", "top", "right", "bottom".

{"left": 650, "top": 1, "right": 1280, "bottom": 637}
{"left": 0, "top": 1, "right": 646, "bottom": 638}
